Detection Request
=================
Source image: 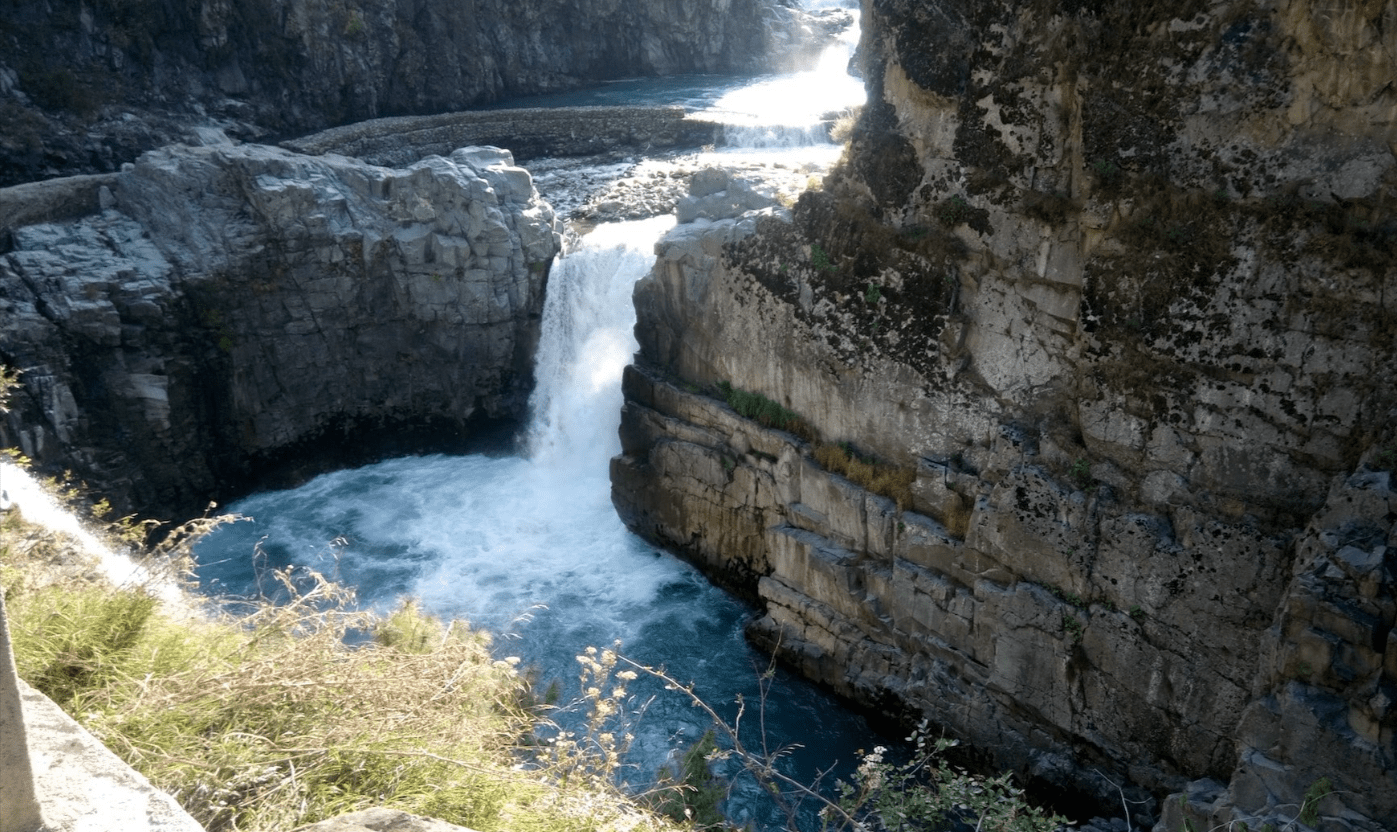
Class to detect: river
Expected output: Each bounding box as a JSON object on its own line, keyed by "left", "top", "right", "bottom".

{"left": 192, "top": 5, "right": 875, "bottom": 828}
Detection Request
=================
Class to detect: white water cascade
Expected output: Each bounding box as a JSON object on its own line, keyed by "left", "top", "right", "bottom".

{"left": 704, "top": 2, "right": 864, "bottom": 148}
{"left": 194, "top": 211, "right": 875, "bottom": 827}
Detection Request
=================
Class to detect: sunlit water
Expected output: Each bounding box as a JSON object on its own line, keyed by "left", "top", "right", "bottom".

{"left": 702, "top": 7, "right": 863, "bottom": 148}
{"left": 194, "top": 11, "right": 877, "bottom": 829}
{"left": 484, "top": 0, "right": 864, "bottom": 151}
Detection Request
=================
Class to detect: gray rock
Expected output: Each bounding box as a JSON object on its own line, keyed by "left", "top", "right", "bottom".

{"left": 689, "top": 168, "right": 733, "bottom": 197}
{"left": 0, "top": 143, "right": 560, "bottom": 517}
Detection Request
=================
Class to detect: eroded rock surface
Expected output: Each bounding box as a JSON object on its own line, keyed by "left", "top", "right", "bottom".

{"left": 613, "top": 1, "right": 1396, "bottom": 828}
{"left": 0, "top": 143, "right": 560, "bottom": 518}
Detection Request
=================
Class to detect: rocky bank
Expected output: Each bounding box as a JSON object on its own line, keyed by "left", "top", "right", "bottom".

{"left": 0, "top": 142, "right": 560, "bottom": 518}
{"left": 612, "top": 0, "right": 1396, "bottom": 829}
{"left": 0, "top": 0, "right": 848, "bottom": 186}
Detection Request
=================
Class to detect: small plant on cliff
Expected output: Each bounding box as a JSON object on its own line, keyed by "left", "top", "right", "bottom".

{"left": 716, "top": 381, "right": 816, "bottom": 442}
{"left": 829, "top": 108, "right": 860, "bottom": 145}
{"left": 0, "top": 363, "right": 17, "bottom": 413}
{"left": 833, "top": 722, "right": 1069, "bottom": 832}
{"left": 343, "top": 12, "right": 366, "bottom": 38}
{"left": 1377, "top": 440, "right": 1397, "bottom": 473}
{"left": 649, "top": 730, "right": 726, "bottom": 827}
{"left": 810, "top": 243, "right": 837, "bottom": 272}
{"left": 864, "top": 282, "right": 882, "bottom": 305}
{"left": 1049, "top": 585, "right": 1088, "bottom": 610}
{"left": 814, "top": 442, "right": 915, "bottom": 510}
{"left": 1069, "top": 457, "right": 1093, "bottom": 489}
{"left": 1061, "top": 613, "right": 1085, "bottom": 644}
{"left": 937, "top": 195, "right": 971, "bottom": 228}
{"left": 1298, "top": 777, "right": 1333, "bottom": 826}
{"left": 1090, "top": 159, "right": 1123, "bottom": 196}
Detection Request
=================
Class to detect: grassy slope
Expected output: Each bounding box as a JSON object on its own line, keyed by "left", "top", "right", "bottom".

{"left": 0, "top": 504, "right": 678, "bottom": 832}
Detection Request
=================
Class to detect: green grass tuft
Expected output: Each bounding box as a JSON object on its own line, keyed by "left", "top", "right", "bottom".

{"left": 716, "top": 382, "right": 817, "bottom": 442}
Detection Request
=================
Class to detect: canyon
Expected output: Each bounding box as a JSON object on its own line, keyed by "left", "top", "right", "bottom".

{"left": 0, "top": 0, "right": 1393, "bottom": 831}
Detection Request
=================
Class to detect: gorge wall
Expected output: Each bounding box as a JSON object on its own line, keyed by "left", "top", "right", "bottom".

{"left": 0, "top": 0, "right": 844, "bottom": 186}
{"left": 612, "top": 0, "right": 1397, "bottom": 829}
{"left": 0, "top": 143, "right": 559, "bottom": 518}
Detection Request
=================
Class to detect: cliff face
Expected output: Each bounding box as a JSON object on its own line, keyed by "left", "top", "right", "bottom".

{"left": 613, "top": 0, "right": 1396, "bottom": 827}
{"left": 0, "top": 143, "right": 559, "bottom": 517}
{"left": 0, "top": 0, "right": 844, "bottom": 185}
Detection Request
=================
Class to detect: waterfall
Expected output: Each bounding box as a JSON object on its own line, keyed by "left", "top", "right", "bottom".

{"left": 526, "top": 216, "right": 674, "bottom": 471}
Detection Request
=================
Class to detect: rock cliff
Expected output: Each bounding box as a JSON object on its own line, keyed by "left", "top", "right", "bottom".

{"left": 0, "top": 143, "right": 560, "bottom": 517}
{"left": 612, "top": 0, "right": 1396, "bottom": 828}
{"left": 0, "top": 0, "right": 847, "bottom": 186}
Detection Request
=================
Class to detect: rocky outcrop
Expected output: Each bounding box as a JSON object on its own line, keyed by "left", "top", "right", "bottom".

{"left": 17, "top": 679, "right": 204, "bottom": 832}
{"left": 612, "top": 0, "right": 1396, "bottom": 828}
{"left": 0, "top": 143, "right": 559, "bottom": 518}
{"left": 0, "top": 0, "right": 849, "bottom": 186}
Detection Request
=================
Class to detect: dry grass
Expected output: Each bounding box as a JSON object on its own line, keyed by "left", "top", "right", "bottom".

{"left": 813, "top": 443, "right": 915, "bottom": 510}
{"left": 828, "top": 107, "right": 861, "bottom": 146}
{"left": 0, "top": 505, "right": 682, "bottom": 832}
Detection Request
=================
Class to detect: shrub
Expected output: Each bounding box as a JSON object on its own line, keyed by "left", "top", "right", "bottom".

{"left": 649, "top": 730, "right": 726, "bottom": 827}
{"left": 828, "top": 108, "right": 861, "bottom": 145}
{"left": 836, "top": 725, "right": 1069, "bottom": 832}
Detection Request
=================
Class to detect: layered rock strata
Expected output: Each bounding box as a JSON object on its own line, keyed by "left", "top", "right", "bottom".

{"left": 0, "top": 0, "right": 848, "bottom": 186}
{"left": 0, "top": 143, "right": 560, "bottom": 517}
{"left": 613, "top": 0, "right": 1396, "bottom": 828}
